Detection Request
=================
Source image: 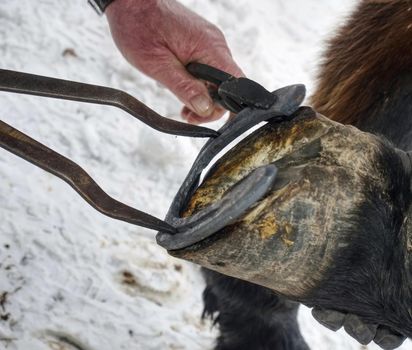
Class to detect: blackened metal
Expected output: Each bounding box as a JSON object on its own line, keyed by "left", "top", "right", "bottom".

{"left": 218, "top": 77, "right": 277, "bottom": 112}
{"left": 88, "top": 0, "right": 115, "bottom": 15}
{"left": 0, "top": 69, "right": 218, "bottom": 138}
{"left": 187, "top": 62, "right": 277, "bottom": 113}
{"left": 156, "top": 84, "right": 306, "bottom": 250}
{"left": 0, "top": 119, "right": 176, "bottom": 233}
{"left": 187, "top": 62, "right": 232, "bottom": 86}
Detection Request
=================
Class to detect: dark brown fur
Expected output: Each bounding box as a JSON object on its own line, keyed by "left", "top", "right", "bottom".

{"left": 311, "top": 1, "right": 412, "bottom": 128}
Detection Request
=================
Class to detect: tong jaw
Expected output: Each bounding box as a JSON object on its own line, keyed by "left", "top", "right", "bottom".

{"left": 187, "top": 62, "right": 277, "bottom": 114}
{"left": 219, "top": 77, "right": 277, "bottom": 113}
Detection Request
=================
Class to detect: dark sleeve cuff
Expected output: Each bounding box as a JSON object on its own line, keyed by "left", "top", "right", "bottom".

{"left": 88, "top": 0, "right": 115, "bottom": 15}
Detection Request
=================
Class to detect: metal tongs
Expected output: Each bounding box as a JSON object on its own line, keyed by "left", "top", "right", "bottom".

{"left": 0, "top": 63, "right": 305, "bottom": 248}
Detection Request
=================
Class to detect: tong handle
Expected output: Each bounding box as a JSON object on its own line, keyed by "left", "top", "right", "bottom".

{"left": 0, "top": 69, "right": 218, "bottom": 138}
{"left": 187, "top": 62, "right": 233, "bottom": 85}
{"left": 0, "top": 119, "right": 176, "bottom": 233}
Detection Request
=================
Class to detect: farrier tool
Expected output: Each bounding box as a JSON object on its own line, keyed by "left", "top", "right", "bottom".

{"left": 0, "top": 63, "right": 305, "bottom": 247}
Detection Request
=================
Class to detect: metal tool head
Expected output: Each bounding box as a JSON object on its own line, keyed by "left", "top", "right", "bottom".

{"left": 218, "top": 77, "right": 277, "bottom": 113}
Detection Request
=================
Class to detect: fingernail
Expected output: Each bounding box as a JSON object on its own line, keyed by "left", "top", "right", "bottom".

{"left": 190, "top": 95, "right": 213, "bottom": 117}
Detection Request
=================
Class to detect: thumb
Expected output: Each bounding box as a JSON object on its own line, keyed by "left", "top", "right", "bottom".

{"left": 149, "top": 58, "right": 215, "bottom": 118}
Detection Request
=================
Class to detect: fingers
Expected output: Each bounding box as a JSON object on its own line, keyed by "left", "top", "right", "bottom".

{"left": 312, "top": 307, "right": 407, "bottom": 349}
{"left": 148, "top": 57, "right": 216, "bottom": 118}
{"left": 107, "top": 0, "right": 244, "bottom": 124}
{"left": 181, "top": 105, "right": 226, "bottom": 124}
{"left": 150, "top": 52, "right": 242, "bottom": 124}
{"left": 195, "top": 37, "right": 245, "bottom": 79}
{"left": 182, "top": 48, "right": 243, "bottom": 122}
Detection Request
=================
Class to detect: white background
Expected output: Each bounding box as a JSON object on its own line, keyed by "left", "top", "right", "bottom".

{"left": 0, "top": 0, "right": 410, "bottom": 349}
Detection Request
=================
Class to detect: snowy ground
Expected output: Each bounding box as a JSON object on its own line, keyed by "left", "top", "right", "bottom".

{"left": 0, "top": 1, "right": 410, "bottom": 349}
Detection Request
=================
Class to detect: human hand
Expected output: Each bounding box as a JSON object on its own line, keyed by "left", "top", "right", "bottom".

{"left": 106, "top": 0, "right": 243, "bottom": 124}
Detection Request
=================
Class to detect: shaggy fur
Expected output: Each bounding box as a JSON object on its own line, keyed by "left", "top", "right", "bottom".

{"left": 302, "top": 140, "right": 412, "bottom": 337}
{"left": 202, "top": 270, "right": 309, "bottom": 350}
{"left": 311, "top": 0, "right": 412, "bottom": 132}
{"left": 202, "top": 1, "right": 412, "bottom": 349}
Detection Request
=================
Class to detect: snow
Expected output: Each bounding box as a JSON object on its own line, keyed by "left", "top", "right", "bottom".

{"left": 0, "top": 0, "right": 410, "bottom": 349}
